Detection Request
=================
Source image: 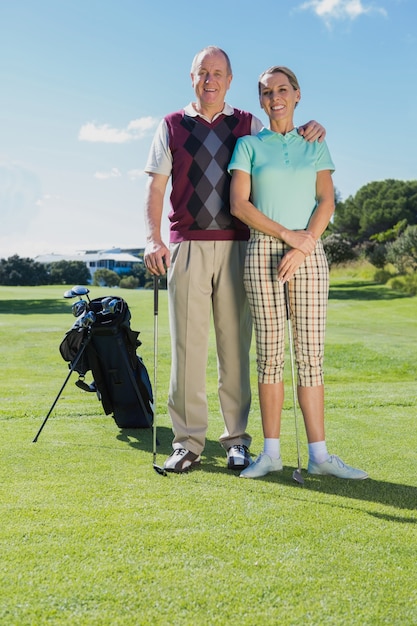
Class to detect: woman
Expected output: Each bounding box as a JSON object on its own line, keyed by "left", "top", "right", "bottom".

{"left": 229, "top": 66, "right": 368, "bottom": 479}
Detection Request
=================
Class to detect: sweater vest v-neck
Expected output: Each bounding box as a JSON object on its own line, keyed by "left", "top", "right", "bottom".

{"left": 165, "top": 109, "right": 253, "bottom": 243}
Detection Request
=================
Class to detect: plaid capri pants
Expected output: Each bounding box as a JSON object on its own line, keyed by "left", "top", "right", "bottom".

{"left": 244, "top": 232, "right": 329, "bottom": 386}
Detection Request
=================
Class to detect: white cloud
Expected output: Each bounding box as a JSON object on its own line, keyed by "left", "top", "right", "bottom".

{"left": 127, "top": 169, "right": 145, "bottom": 181}
{"left": 299, "top": 0, "right": 387, "bottom": 25}
{"left": 127, "top": 116, "right": 159, "bottom": 137}
{"left": 79, "top": 123, "right": 131, "bottom": 144}
{"left": 94, "top": 167, "right": 122, "bottom": 180}
{"left": 78, "top": 116, "right": 159, "bottom": 144}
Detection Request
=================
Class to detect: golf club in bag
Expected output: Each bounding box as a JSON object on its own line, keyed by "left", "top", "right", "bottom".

{"left": 33, "top": 286, "right": 153, "bottom": 442}
{"left": 284, "top": 281, "right": 304, "bottom": 485}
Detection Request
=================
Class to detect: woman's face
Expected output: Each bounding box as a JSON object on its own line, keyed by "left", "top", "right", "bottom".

{"left": 259, "top": 72, "right": 300, "bottom": 124}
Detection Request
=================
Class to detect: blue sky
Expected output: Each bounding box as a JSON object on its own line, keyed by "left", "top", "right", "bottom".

{"left": 1, "top": 0, "right": 416, "bottom": 258}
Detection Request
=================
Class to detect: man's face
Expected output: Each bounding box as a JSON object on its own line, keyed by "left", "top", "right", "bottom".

{"left": 191, "top": 51, "right": 232, "bottom": 111}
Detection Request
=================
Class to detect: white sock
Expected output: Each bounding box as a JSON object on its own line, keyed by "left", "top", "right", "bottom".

{"left": 263, "top": 438, "right": 280, "bottom": 460}
{"left": 308, "top": 441, "right": 330, "bottom": 464}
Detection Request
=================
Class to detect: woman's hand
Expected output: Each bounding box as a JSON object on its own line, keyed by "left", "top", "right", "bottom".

{"left": 282, "top": 229, "right": 316, "bottom": 256}
{"left": 277, "top": 249, "right": 306, "bottom": 283}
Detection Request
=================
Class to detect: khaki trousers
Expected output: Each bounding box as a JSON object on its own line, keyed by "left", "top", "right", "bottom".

{"left": 167, "top": 240, "right": 252, "bottom": 455}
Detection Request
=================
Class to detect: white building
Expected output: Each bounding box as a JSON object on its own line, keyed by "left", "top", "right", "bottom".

{"left": 35, "top": 248, "right": 143, "bottom": 280}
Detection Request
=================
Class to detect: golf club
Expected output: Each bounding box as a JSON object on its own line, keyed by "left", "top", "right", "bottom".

{"left": 284, "top": 281, "right": 304, "bottom": 485}
{"left": 72, "top": 299, "right": 88, "bottom": 318}
{"left": 80, "top": 310, "right": 96, "bottom": 328}
{"left": 100, "top": 297, "right": 118, "bottom": 316}
{"left": 152, "top": 275, "right": 167, "bottom": 476}
{"left": 100, "top": 297, "right": 113, "bottom": 314}
{"left": 64, "top": 285, "right": 91, "bottom": 302}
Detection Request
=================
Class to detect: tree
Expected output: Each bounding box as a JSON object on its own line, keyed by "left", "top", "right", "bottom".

{"left": 0, "top": 255, "right": 49, "bottom": 286}
{"left": 364, "top": 219, "right": 408, "bottom": 269}
{"left": 93, "top": 269, "right": 120, "bottom": 287}
{"left": 329, "top": 195, "right": 362, "bottom": 240}
{"left": 48, "top": 260, "right": 91, "bottom": 285}
{"left": 130, "top": 261, "right": 147, "bottom": 287}
{"left": 332, "top": 179, "right": 417, "bottom": 242}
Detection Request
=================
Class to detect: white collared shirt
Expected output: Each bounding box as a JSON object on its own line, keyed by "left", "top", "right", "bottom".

{"left": 145, "top": 103, "right": 262, "bottom": 176}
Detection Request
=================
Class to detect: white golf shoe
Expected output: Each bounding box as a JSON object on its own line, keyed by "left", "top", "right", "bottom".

{"left": 308, "top": 455, "right": 368, "bottom": 479}
{"left": 239, "top": 452, "right": 283, "bottom": 479}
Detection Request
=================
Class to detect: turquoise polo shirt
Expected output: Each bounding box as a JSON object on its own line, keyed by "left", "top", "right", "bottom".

{"left": 228, "top": 127, "right": 335, "bottom": 230}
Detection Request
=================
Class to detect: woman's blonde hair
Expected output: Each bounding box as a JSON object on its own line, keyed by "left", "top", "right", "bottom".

{"left": 258, "top": 66, "right": 300, "bottom": 96}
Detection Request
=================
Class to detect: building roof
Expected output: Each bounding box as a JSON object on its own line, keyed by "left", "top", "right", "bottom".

{"left": 35, "top": 249, "right": 142, "bottom": 264}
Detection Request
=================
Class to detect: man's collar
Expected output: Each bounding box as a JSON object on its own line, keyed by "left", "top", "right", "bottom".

{"left": 184, "top": 102, "right": 234, "bottom": 122}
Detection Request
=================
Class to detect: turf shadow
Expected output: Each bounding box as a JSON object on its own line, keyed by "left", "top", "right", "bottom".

{"left": 328, "top": 283, "right": 409, "bottom": 301}
{"left": 296, "top": 473, "right": 417, "bottom": 512}
{"left": 200, "top": 438, "right": 417, "bottom": 512}
{"left": 113, "top": 430, "right": 417, "bottom": 513}
{"left": 115, "top": 425, "right": 173, "bottom": 452}
{"left": 0, "top": 298, "right": 71, "bottom": 315}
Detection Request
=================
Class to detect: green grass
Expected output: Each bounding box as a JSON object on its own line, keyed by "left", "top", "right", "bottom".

{"left": 1, "top": 281, "right": 416, "bottom": 625}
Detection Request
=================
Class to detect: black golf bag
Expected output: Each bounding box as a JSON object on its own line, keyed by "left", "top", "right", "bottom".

{"left": 59, "top": 296, "right": 153, "bottom": 429}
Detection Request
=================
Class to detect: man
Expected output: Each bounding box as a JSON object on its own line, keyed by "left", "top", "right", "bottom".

{"left": 144, "top": 46, "right": 325, "bottom": 473}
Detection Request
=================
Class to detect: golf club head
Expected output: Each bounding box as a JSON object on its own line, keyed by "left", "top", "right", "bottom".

{"left": 101, "top": 297, "right": 120, "bottom": 315}
{"left": 101, "top": 297, "right": 113, "bottom": 313}
{"left": 81, "top": 311, "right": 96, "bottom": 328}
{"left": 292, "top": 469, "right": 304, "bottom": 485}
{"left": 64, "top": 285, "right": 90, "bottom": 299}
{"left": 71, "top": 300, "right": 88, "bottom": 318}
{"left": 72, "top": 285, "right": 90, "bottom": 297}
{"left": 153, "top": 463, "right": 168, "bottom": 476}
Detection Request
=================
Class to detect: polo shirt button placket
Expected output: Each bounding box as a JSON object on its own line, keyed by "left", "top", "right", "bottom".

{"left": 284, "top": 149, "right": 290, "bottom": 166}
{"left": 282, "top": 140, "right": 289, "bottom": 165}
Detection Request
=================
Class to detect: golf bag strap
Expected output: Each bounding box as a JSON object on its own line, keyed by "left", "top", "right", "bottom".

{"left": 84, "top": 342, "right": 113, "bottom": 414}
{"left": 116, "top": 335, "right": 153, "bottom": 429}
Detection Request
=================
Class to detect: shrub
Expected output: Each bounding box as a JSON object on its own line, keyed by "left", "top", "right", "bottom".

{"left": 387, "top": 273, "right": 417, "bottom": 296}
{"left": 373, "top": 269, "right": 395, "bottom": 284}
{"left": 365, "top": 242, "right": 388, "bottom": 269}
{"left": 386, "top": 225, "right": 417, "bottom": 273}
{"left": 322, "top": 234, "right": 356, "bottom": 267}
{"left": 119, "top": 276, "right": 139, "bottom": 289}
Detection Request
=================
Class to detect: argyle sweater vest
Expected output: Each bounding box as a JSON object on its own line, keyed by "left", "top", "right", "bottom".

{"left": 165, "top": 109, "right": 253, "bottom": 242}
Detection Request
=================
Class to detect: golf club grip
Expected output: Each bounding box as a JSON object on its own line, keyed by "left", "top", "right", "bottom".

{"left": 284, "top": 281, "right": 291, "bottom": 321}
{"left": 153, "top": 276, "right": 159, "bottom": 315}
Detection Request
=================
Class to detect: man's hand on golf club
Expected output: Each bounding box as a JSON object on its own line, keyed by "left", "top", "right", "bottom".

{"left": 144, "top": 240, "right": 170, "bottom": 275}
